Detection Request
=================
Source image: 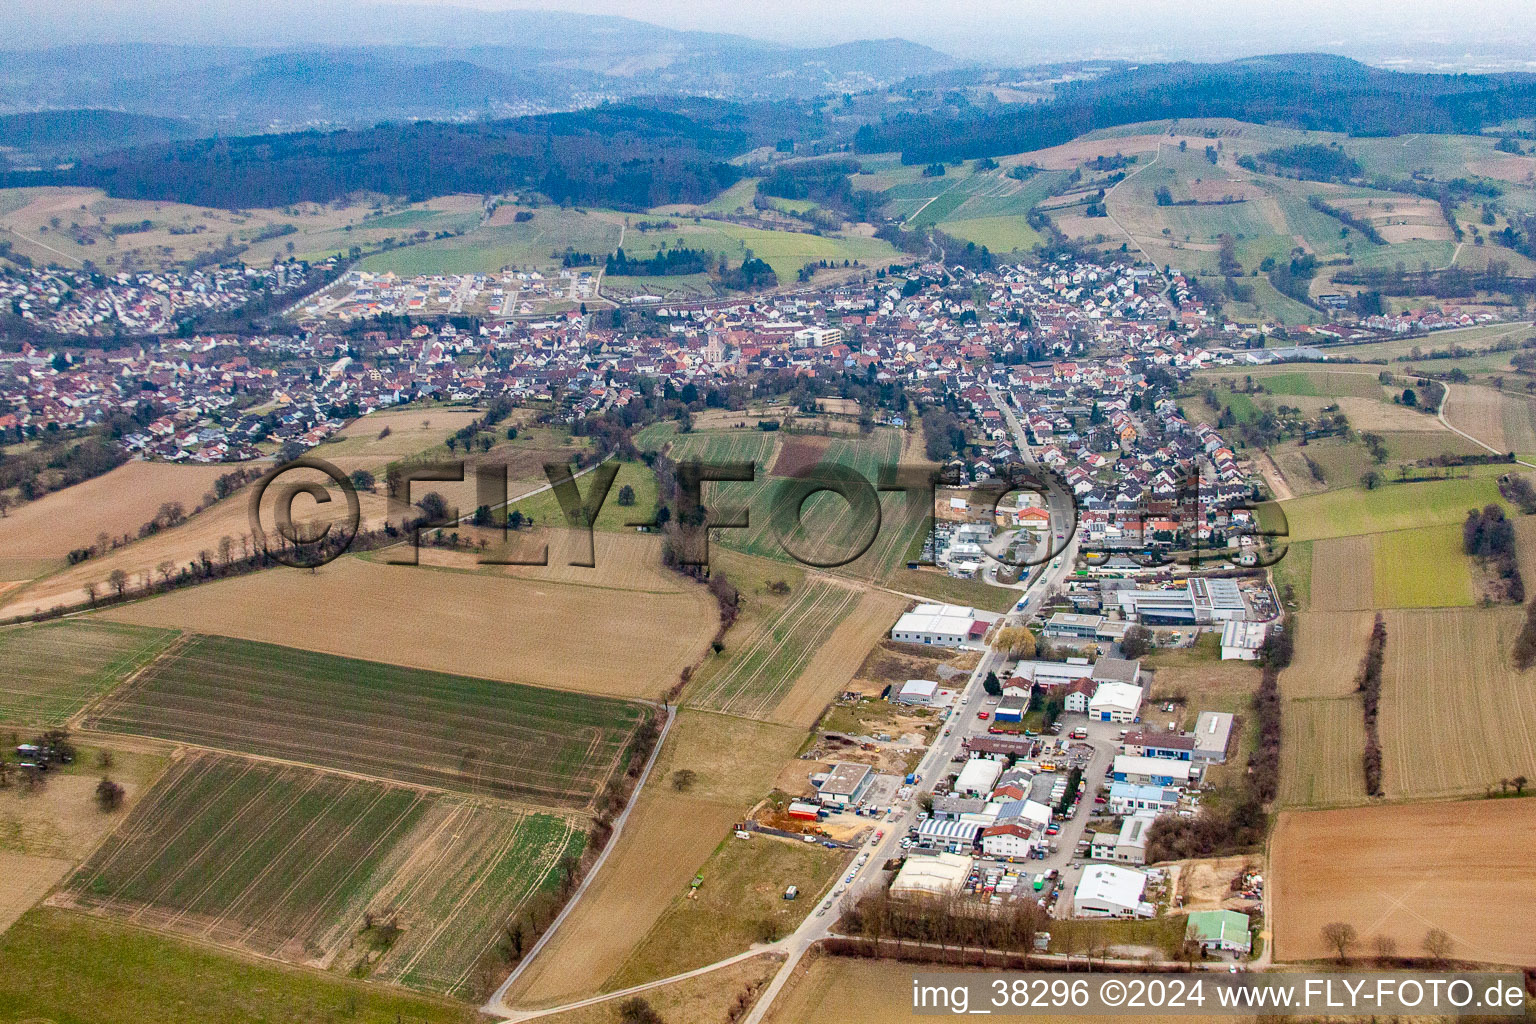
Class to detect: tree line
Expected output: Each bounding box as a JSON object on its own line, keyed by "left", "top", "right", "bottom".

{"left": 9, "top": 104, "right": 752, "bottom": 211}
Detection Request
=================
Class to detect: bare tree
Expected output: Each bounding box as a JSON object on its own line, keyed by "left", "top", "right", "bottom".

{"left": 1422, "top": 928, "right": 1454, "bottom": 965}
{"left": 218, "top": 535, "right": 234, "bottom": 565}
{"left": 83, "top": 582, "right": 98, "bottom": 605}
{"left": 1321, "top": 922, "right": 1358, "bottom": 963}
{"left": 1372, "top": 934, "right": 1398, "bottom": 963}
{"left": 95, "top": 777, "right": 125, "bottom": 812}
{"left": 157, "top": 560, "right": 176, "bottom": 585}
{"left": 0, "top": 493, "right": 12, "bottom": 517}
{"left": 1515, "top": 775, "right": 1529, "bottom": 796}
{"left": 108, "top": 568, "right": 129, "bottom": 597}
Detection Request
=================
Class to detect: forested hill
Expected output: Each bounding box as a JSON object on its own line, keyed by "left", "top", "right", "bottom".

{"left": 855, "top": 54, "right": 1536, "bottom": 163}
{"left": 4, "top": 101, "right": 796, "bottom": 209}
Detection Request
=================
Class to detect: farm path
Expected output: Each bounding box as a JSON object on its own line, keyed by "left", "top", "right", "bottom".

{"left": 492, "top": 948, "right": 773, "bottom": 1023}
{"left": 482, "top": 702, "right": 674, "bottom": 1018}
{"left": 1437, "top": 381, "right": 1536, "bottom": 469}
{"left": 1103, "top": 141, "right": 1162, "bottom": 268}
{"left": 1256, "top": 450, "right": 1294, "bottom": 501}
{"left": 449, "top": 454, "right": 608, "bottom": 527}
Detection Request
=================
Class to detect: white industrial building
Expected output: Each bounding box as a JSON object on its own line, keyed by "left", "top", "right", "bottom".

{"left": 955, "top": 757, "right": 1004, "bottom": 796}
{"left": 891, "top": 603, "right": 978, "bottom": 647}
{"left": 1073, "top": 864, "right": 1154, "bottom": 917}
{"left": 1112, "top": 754, "right": 1194, "bottom": 787}
{"left": 1116, "top": 577, "right": 1249, "bottom": 625}
{"left": 1088, "top": 681, "right": 1144, "bottom": 722}
{"left": 814, "top": 762, "right": 873, "bottom": 808}
{"left": 891, "top": 852, "right": 973, "bottom": 898}
{"left": 895, "top": 679, "right": 940, "bottom": 705}
{"left": 1220, "top": 619, "right": 1269, "bottom": 660}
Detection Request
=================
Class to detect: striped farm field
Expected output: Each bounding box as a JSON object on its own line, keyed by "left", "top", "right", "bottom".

{"left": 1273, "top": 800, "right": 1536, "bottom": 968}
{"left": 1278, "top": 696, "right": 1369, "bottom": 808}
{"left": 83, "top": 635, "right": 648, "bottom": 809}
{"left": 367, "top": 802, "right": 584, "bottom": 1000}
{"left": 0, "top": 620, "right": 180, "bottom": 726}
{"left": 66, "top": 753, "right": 429, "bottom": 961}
{"left": 1379, "top": 606, "right": 1536, "bottom": 800}
{"left": 686, "top": 579, "right": 861, "bottom": 719}
{"left": 1278, "top": 610, "right": 1377, "bottom": 699}
{"left": 1307, "top": 536, "right": 1374, "bottom": 611}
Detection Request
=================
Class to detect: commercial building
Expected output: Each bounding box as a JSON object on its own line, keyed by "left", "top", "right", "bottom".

{"left": 916, "top": 818, "right": 982, "bottom": 853}
{"left": 1121, "top": 730, "right": 1196, "bottom": 760}
{"left": 1116, "top": 577, "right": 1250, "bottom": 625}
{"left": 955, "top": 757, "right": 1004, "bottom": 796}
{"left": 1111, "top": 755, "right": 1194, "bottom": 787}
{"left": 1088, "top": 681, "right": 1144, "bottom": 723}
{"left": 891, "top": 852, "right": 973, "bottom": 898}
{"left": 1091, "top": 656, "right": 1142, "bottom": 686}
{"left": 1221, "top": 619, "right": 1269, "bottom": 660}
{"left": 1107, "top": 781, "right": 1181, "bottom": 815}
{"left": 980, "top": 821, "right": 1039, "bottom": 860}
{"left": 1192, "top": 712, "right": 1235, "bottom": 764}
{"left": 994, "top": 693, "right": 1028, "bottom": 723}
{"left": 1186, "top": 910, "right": 1253, "bottom": 954}
{"left": 895, "top": 678, "right": 940, "bottom": 705}
{"left": 1045, "top": 612, "right": 1104, "bottom": 639}
{"left": 815, "top": 762, "right": 873, "bottom": 808}
{"left": 891, "top": 604, "right": 978, "bottom": 647}
{"left": 1089, "top": 810, "right": 1156, "bottom": 864}
{"left": 1073, "top": 864, "right": 1153, "bottom": 917}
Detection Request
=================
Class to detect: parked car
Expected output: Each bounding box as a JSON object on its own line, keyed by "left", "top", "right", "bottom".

{"left": 977, "top": 711, "right": 989, "bottom": 720}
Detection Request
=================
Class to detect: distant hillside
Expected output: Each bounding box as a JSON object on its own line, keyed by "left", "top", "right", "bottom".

{"left": 8, "top": 102, "right": 772, "bottom": 209}
{"left": 0, "top": 109, "right": 196, "bottom": 160}
{"left": 855, "top": 54, "right": 1536, "bottom": 162}
{"left": 0, "top": 11, "right": 960, "bottom": 128}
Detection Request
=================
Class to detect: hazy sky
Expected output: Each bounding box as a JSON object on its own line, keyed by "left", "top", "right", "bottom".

{"left": 6, "top": 0, "right": 1536, "bottom": 64}
{"left": 378, "top": 0, "right": 1536, "bottom": 60}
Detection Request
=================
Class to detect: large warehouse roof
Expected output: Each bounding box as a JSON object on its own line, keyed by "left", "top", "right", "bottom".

{"left": 891, "top": 852, "right": 973, "bottom": 897}
{"left": 893, "top": 603, "right": 976, "bottom": 638}
{"left": 1074, "top": 864, "right": 1147, "bottom": 911}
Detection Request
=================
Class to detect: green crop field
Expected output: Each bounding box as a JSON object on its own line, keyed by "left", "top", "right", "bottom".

{"left": 937, "top": 215, "right": 1044, "bottom": 253}
{"left": 1373, "top": 524, "right": 1475, "bottom": 608}
{"left": 68, "top": 753, "right": 429, "bottom": 959}
{"left": 83, "top": 635, "right": 647, "bottom": 808}
{"left": 685, "top": 579, "right": 861, "bottom": 718}
{"left": 502, "top": 457, "right": 658, "bottom": 534}
{"left": 618, "top": 221, "right": 900, "bottom": 280}
{"left": 356, "top": 207, "right": 623, "bottom": 276}
{"left": 1279, "top": 475, "right": 1508, "bottom": 542}
{"left": 721, "top": 430, "right": 913, "bottom": 571}
{"left": 0, "top": 620, "right": 180, "bottom": 726}
{"left": 1193, "top": 367, "right": 1384, "bottom": 399}
{"left": 368, "top": 803, "right": 584, "bottom": 999}
{"left": 0, "top": 908, "right": 475, "bottom": 1024}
